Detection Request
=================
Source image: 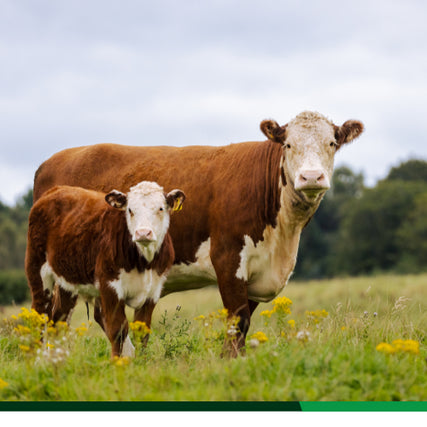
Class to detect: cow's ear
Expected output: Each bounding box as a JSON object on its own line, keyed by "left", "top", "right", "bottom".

{"left": 334, "top": 120, "right": 364, "bottom": 149}
{"left": 166, "top": 189, "right": 186, "bottom": 213}
{"left": 105, "top": 190, "right": 127, "bottom": 210}
{"left": 260, "top": 120, "right": 287, "bottom": 144}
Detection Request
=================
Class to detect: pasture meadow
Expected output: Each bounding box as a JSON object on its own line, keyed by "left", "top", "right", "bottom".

{"left": 0, "top": 273, "right": 426, "bottom": 402}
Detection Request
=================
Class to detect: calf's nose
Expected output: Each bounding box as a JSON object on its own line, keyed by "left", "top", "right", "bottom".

{"left": 135, "top": 227, "right": 155, "bottom": 243}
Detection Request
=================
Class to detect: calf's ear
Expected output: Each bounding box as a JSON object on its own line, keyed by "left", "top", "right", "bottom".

{"left": 105, "top": 190, "right": 128, "bottom": 210}
{"left": 260, "top": 120, "right": 287, "bottom": 144}
{"left": 334, "top": 120, "right": 364, "bottom": 149}
{"left": 166, "top": 189, "right": 186, "bottom": 213}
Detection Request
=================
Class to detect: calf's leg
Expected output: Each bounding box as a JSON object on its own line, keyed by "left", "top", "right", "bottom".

{"left": 133, "top": 299, "right": 156, "bottom": 348}
{"left": 99, "top": 285, "right": 130, "bottom": 358}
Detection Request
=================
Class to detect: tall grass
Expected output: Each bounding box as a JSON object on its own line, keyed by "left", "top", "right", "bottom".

{"left": 0, "top": 273, "right": 426, "bottom": 401}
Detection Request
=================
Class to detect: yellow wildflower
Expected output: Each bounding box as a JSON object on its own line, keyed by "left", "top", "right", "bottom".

{"left": 19, "top": 345, "right": 31, "bottom": 352}
{"left": 260, "top": 310, "right": 273, "bottom": 318}
{"left": 287, "top": 319, "right": 296, "bottom": 328}
{"left": 392, "top": 339, "right": 420, "bottom": 355}
{"left": 272, "top": 296, "right": 293, "bottom": 315}
{"left": 305, "top": 309, "right": 329, "bottom": 323}
{"left": 194, "top": 314, "right": 205, "bottom": 321}
{"left": 112, "top": 356, "right": 131, "bottom": 367}
{"left": 376, "top": 340, "right": 420, "bottom": 355}
{"left": 0, "top": 378, "right": 8, "bottom": 389}
{"left": 14, "top": 325, "right": 32, "bottom": 335}
{"left": 250, "top": 331, "right": 268, "bottom": 343}
{"left": 376, "top": 342, "right": 397, "bottom": 354}
{"left": 129, "top": 321, "right": 151, "bottom": 336}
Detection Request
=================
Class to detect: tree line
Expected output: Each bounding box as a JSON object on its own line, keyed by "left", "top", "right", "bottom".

{"left": 0, "top": 159, "right": 426, "bottom": 303}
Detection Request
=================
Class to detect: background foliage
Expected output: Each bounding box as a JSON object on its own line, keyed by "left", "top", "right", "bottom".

{"left": 0, "top": 159, "right": 426, "bottom": 304}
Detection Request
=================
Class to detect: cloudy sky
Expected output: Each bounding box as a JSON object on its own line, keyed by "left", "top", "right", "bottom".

{"left": 1, "top": 0, "right": 426, "bottom": 205}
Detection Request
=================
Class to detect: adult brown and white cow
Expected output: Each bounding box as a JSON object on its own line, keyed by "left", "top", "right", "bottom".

{"left": 33, "top": 111, "right": 364, "bottom": 356}
{"left": 25, "top": 181, "right": 185, "bottom": 357}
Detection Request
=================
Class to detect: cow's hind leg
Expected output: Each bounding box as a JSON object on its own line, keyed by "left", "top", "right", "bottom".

{"left": 25, "top": 248, "right": 53, "bottom": 316}
{"left": 51, "top": 285, "right": 78, "bottom": 324}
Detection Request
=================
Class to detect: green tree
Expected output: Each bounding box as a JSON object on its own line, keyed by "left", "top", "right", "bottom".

{"left": 335, "top": 180, "right": 427, "bottom": 275}
{"left": 396, "top": 191, "right": 427, "bottom": 272}
{"left": 295, "top": 166, "right": 364, "bottom": 279}
{"left": 386, "top": 159, "right": 427, "bottom": 182}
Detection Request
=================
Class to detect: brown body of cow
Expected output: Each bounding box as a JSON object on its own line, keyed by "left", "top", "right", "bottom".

{"left": 33, "top": 111, "right": 364, "bottom": 356}
{"left": 26, "top": 182, "right": 184, "bottom": 357}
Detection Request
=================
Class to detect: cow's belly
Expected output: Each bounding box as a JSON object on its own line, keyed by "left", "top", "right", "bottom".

{"left": 163, "top": 235, "right": 297, "bottom": 303}
{"left": 163, "top": 239, "right": 217, "bottom": 294}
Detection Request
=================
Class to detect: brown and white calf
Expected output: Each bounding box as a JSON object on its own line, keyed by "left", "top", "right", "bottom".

{"left": 33, "top": 111, "right": 364, "bottom": 356}
{"left": 25, "top": 181, "right": 185, "bottom": 357}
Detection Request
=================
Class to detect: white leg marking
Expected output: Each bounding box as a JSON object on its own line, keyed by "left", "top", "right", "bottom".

{"left": 122, "top": 335, "right": 135, "bottom": 358}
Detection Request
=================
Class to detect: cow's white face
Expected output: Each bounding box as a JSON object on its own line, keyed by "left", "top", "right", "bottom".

{"left": 105, "top": 182, "right": 185, "bottom": 262}
{"left": 261, "top": 111, "right": 364, "bottom": 204}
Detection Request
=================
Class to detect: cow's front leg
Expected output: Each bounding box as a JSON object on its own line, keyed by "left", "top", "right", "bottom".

{"left": 99, "top": 285, "right": 130, "bottom": 358}
{"left": 133, "top": 299, "right": 156, "bottom": 349}
{"left": 210, "top": 241, "right": 251, "bottom": 357}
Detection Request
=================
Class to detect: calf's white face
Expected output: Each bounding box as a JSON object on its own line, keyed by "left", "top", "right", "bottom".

{"left": 261, "top": 111, "right": 364, "bottom": 203}
{"left": 106, "top": 181, "right": 185, "bottom": 262}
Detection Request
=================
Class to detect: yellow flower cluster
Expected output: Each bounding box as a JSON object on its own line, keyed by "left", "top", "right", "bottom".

{"left": 250, "top": 331, "right": 268, "bottom": 343}
{"left": 305, "top": 309, "right": 329, "bottom": 324}
{"left": 75, "top": 323, "right": 88, "bottom": 337}
{"left": 260, "top": 296, "right": 293, "bottom": 318}
{"left": 111, "top": 356, "right": 131, "bottom": 367}
{"left": 129, "top": 321, "right": 151, "bottom": 338}
{"left": 7, "top": 307, "right": 88, "bottom": 363}
{"left": 376, "top": 339, "right": 420, "bottom": 355}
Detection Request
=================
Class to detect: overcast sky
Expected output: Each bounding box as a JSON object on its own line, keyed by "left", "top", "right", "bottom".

{"left": 1, "top": 0, "right": 426, "bottom": 205}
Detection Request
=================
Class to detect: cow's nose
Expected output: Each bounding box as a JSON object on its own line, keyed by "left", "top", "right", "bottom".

{"left": 296, "top": 170, "right": 330, "bottom": 190}
{"left": 135, "top": 228, "right": 155, "bottom": 243}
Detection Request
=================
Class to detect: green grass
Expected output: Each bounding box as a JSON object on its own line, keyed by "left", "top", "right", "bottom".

{"left": 0, "top": 273, "right": 426, "bottom": 401}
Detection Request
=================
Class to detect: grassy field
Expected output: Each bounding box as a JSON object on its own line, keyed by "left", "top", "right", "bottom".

{"left": 0, "top": 273, "right": 426, "bottom": 402}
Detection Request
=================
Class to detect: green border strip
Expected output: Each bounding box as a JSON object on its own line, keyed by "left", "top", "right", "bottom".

{"left": 1, "top": 401, "right": 426, "bottom": 411}
{"left": 301, "top": 402, "right": 427, "bottom": 412}
{"left": 0, "top": 401, "right": 301, "bottom": 411}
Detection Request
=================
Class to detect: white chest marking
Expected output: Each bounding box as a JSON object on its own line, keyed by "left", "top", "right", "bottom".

{"left": 108, "top": 268, "right": 166, "bottom": 308}
{"left": 235, "top": 228, "right": 300, "bottom": 303}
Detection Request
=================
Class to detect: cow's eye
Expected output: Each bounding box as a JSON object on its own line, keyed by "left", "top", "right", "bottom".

{"left": 128, "top": 208, "right": 134, "bottom": 217}
{"left": 286, "top": 143, "right": 291, "bottom": 149}
{"left": 330, "top": 141, "right": 337, "bottom": 148}
{"left": 159, "top": 207, "right": 164, "bottom": 212}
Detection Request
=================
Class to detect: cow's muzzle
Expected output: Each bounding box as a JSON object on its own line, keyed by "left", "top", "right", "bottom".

{"left": 294, "top": 170, "right": 330, "bottom": 194}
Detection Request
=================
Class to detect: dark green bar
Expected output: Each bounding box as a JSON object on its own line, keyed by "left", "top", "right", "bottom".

{"left": 300, "top": 402, "right": 427, "bottom": 412}
{"left": 0, "top": 401, "right": 302, "bottom": 412}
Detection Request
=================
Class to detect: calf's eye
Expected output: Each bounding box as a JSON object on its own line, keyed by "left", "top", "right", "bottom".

{"left": 128, "top": 208, "right": 134, "bottom": 217}
{"left": 286, "top": 143, "right": 291, "bottom": 149}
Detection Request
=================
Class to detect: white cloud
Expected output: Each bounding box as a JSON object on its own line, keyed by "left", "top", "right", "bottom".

{"left": 0, "top": 0, "right": 426, "bottom": 204}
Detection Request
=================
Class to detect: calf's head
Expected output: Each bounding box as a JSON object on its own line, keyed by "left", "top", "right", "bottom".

{"left": 105, "top": 181, "right": 185, "bottom": 262}
{"left": 261, "top": 111, "right": 364, "bottom": 203}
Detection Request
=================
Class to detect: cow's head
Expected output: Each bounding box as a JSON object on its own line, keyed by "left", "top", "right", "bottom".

{"left": 105, "top": 181, "right": 185, "bottom": 262}
{"left": 261, "top": 111, "right": 364, "bottom": 203}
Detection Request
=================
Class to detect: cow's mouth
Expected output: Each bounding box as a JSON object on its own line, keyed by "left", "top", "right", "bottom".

{"left": 298, "top": 187, "right": 328, "bottom": 203}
